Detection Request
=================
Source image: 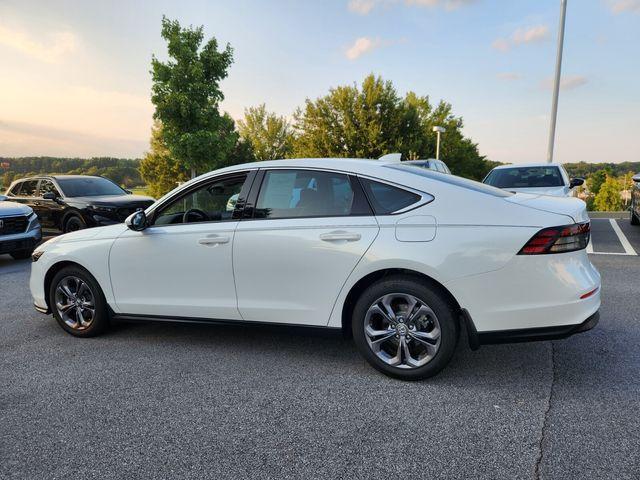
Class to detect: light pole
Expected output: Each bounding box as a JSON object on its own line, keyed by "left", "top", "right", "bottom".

{"left": 547, "top": 0, "right": 568, "bottom": 164}
{"left": 433, "top": 126, "right": 446, "bottom": 160}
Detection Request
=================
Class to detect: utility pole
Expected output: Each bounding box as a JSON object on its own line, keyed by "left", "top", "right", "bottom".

{"left": 433, "top": 126, "right": 446, "bottom": 160}
{"left": 547, "top": 0, "right": 568, "bottom": 164}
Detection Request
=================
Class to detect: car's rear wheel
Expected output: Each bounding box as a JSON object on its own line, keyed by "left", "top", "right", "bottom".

{"left": 49, "top": 266, "right": 109, "bottom": 337}
{"left": 10, "top": 249, "right": 34, "bottom": 260}
{"left": 352, "top": 276, "right": 459, "bottom": 380}
{"left": 64, "top": 215, "right": 85, "bottom": 233}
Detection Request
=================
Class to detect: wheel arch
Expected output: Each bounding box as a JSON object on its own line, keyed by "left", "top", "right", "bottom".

{"left": 44, "top": 260, "right": 91, "bottom": 311}
{"left": 340, "top": 268, "right": 462, "bottom": 337}
{"left": 60, "top": 209, "right": 86, "bottom": 231}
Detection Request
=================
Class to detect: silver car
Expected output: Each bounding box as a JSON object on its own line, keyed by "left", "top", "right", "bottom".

{"left": 0, "top": 195, "right": 42, "bottom": 259}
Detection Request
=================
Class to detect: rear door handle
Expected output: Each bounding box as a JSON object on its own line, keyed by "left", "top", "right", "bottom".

{"left": 198, "top": 235, "right": 230, "bottom": 246}
{"left": 319, "top": 231, "right": 361, "bottom": 242}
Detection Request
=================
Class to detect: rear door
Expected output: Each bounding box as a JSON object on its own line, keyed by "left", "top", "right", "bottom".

{"left": 13, "top": 179, "right": 39, "bottom": 211}
{"left": 233, "top": 168, "right": 379, "bottom": 326}
{"left": 37, "top": 179, "right": 65, "bottom": 230}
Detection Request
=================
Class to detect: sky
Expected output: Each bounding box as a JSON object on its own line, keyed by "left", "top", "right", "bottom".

{"left": 0, "top": 0, "right": 638, "bottom": 165}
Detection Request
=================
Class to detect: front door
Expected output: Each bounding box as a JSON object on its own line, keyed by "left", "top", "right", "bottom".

{"left": 109, "top": 172, "right": 251, "bottom": 319}
{"left": 233, "top": 169, "right": 379, "bottom": 326}
{"left": 37, "top": 179, "right": 65, "bottom": 230}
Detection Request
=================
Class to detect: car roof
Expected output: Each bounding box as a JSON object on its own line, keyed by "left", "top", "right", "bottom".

{"left": 491, "top": 163, "right": 564, "bottom": 170}
{"left": 14, "top": 174, "right": 104, "bottom": 181}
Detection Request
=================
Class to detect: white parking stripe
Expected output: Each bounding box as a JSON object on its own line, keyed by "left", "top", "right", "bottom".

{"left": 609, "top": 218, "right": 638, "bottom": 256}
{"left": 586, "top": 235, "right": 594, "bottom": 254}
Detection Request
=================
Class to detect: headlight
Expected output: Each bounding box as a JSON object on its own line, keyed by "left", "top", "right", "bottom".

{"left": 31, "top": 250, "right": 44, "bottom": 262}
{"left": 26, "top": 212, "right": 41, "bottom": 231}
{"left": 89, "top": 205, "right": 116, "bottom": 213}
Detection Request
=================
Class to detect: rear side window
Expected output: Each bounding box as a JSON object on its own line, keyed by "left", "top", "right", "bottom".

{"left": 255, "top": 169, "right": 369, "bottom": 219}
{"left": 20, "top": 180, "right": 39, "bottom": 197}
{"left": 359, "top": 178, "right": 422, "bottom": 215}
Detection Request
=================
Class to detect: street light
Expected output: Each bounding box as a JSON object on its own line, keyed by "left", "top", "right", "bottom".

{"left": 432, "top": 126, "right": 446, "bottom": 160}
{"left": 547, "top": 0, "right": 568, "bottom": 164}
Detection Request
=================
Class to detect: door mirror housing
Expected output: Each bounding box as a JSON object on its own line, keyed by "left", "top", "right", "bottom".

{"left": 632, "top": 174, "right": 640, "bottom": 183}
{"left": 42, "top": 192, "right": 58, "bottom": 201}
{"left": 124, "top": 189, "right": 132, "bottom": 194}
{"left": 126, "top": 209, "right": 148, "bottom": 231}
{"left": 569, "top": 178, "right": 584, "bottom": 189}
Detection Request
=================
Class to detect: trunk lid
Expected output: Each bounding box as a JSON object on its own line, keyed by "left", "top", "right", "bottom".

{"left": 504, "top": 193, "right": 588, "bottom": 223}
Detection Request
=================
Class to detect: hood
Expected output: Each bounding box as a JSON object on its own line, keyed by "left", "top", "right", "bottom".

{"left": 55, "top": 223, "right": 129, "bottom": 244}
{"left": 505, "top": 193, "right": 588, "bottom": 223}
{"left": 0, "top": 199, "right": 33, "bottom": 217}
{"left": 66, "top": 194, "right": 155, "bottom": 206}
{"left": 506, "top": 186, "right": 569, "bottom": 197}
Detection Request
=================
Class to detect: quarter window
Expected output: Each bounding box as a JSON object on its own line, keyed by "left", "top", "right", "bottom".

{"left": 360, "top": 178, "right": 421, "bottom": 215}
{"left": 153, "top": 174, "right": 248, "bottom": 225}
{"left": 255, "top": 170, "right": 366, "bottom": 219}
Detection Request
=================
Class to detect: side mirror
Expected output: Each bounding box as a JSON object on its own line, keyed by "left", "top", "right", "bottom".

{"left": 42, "top": 192, "right": 58, "bottom": 201}
{"left": 632, "top": 174, "right": 640, "bottom": 183}
{"left": 569, "top": 178, "right": 584, "bottom": 188}
{"left": 0, "top": 195, "right": 7, "bottom": 202}
{"left": 126, "top": 209, "right": 148, "bottom": 231}
{"left": 125, "top": 189, "right": 132, "bottom": 194}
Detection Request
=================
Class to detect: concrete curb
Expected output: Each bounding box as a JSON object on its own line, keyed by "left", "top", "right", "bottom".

{"left": 588, "top": 211, "right": 630, "bottom": 219}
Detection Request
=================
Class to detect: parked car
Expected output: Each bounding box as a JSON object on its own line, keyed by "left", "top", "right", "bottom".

{"left": 403, "top": 159, "right": 451, "bottom": 174}
{"left": 30, "top": 159, "right": 600, "bottom": 380}
{"left": 483, "top": 163, "right": 584, "bottom": 197}
{"left": 5, "top": 175, "right": 154, "bottom": 233}
{"left": 631, "top": 173, "right": 640, "bottom": 226}
{"left": 0, "top": 195, "right": 42, "bottom": 259}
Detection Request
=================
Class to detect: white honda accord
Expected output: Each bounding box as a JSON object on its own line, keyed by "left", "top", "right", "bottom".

{"left": 30, "top": 159, "right": 601, "bottom": 380}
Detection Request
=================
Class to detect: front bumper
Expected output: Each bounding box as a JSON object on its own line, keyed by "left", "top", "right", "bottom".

{"left": 0, "top": 228, "right": 42, "bottom": 254}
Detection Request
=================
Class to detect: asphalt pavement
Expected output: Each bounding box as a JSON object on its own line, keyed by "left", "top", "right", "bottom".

{"left": 1, "top": 221, "right": 639, "bottom": 479}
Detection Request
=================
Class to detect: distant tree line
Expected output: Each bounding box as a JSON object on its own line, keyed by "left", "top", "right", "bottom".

{"left": 565, "top": 163, "right": 639, "bottom": 211}
{"left": 1, "top": 157, "right": 144, "bottom": 190}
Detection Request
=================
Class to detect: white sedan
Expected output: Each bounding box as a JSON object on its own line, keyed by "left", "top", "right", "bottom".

{"left": 30, "top": 158, "right": 600, "bottom": 380}
{"left": 483, "top": 163, "right": 584, "bottom": 197}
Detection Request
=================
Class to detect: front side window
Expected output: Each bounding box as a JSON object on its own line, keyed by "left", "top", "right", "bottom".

{"left": 154, "top": 174, "right": 248, "bottom": 225}
{"left": 484, "top": 167, "right": 564, "bottom": 189}
{"left": 40, "top": 180, "right": 60, "bottom": 197}
{"left": 19, "top": 180, "right": 39, "bottom": 197}
{"left": 57, "top": 177, "right": 126, "bottom": 197}
{"left": 360, "top": 178, "right": 422, "bottom": 215}
{"left": 254, "top": 170, "right": 365, "bottom": 219}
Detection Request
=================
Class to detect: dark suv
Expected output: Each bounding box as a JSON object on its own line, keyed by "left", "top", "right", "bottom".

{"left": 5, "top": 175, "right": 155, "bottom": 233}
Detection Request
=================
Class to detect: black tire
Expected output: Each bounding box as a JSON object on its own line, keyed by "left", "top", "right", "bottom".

{"left": 10, "top": 249, "right": 34, "bottom": 260}
{"left": 631, "top": 208, "right": 639, "bottom": 226}
{"left": 64, "top": 215, "right": 85, "bottom": 233}
{"left": 49, "top": 265, "right": 109, "bottom": 337}
{"left": 352, "top": 275, "right": 459, "bottom": 380}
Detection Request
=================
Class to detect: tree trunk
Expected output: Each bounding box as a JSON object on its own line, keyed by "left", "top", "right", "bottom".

{"left": 191, "top": 167, "right": 196, "bottom": 179}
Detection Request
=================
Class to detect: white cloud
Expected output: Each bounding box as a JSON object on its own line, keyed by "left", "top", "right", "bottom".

{"left": 541, "top": 75, "right": 589, "bottom": 91}
{"left": 0, "top": 24, "right": 78, "bottom": 63}
{"left": 512, "top": 25, "right": 549, "bottom": 44}
{"left": 608, "top": 0, "right": 640, "bottom": 13}
{"left": 345, "top": 37, "right": 383, "bottom": 60}
{"left": 347, "top": 0, "right": 477, "bottom": 14}
{"left": 492, "top": 24, "right": 549, "bottom": 52}
{"left": 497, "top": 72, "right": 521, "bottom": 81}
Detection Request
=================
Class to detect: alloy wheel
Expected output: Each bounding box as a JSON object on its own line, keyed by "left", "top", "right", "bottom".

{"left": 364, "top": 293, "right": 441, "bottom": 369}
{"left": 54, "top": 276, "right": 96, "bottom": 331}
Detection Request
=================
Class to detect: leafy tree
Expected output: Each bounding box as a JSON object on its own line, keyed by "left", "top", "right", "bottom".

{"left": 594, "top": 175, "right": 623, "bottom": 211}
{"left": 586, "top": 169, "right": 609, "bottom": 196}
{"left": 238, "top": 104, "right": 294, "bottom": 160}
{"left": 139, "top": 122, "right": 190, "bottom": 198}
{"left": 151, "top": 16, "right": 236, "bottom": 178}
{"left": 292, "top": 74, "right": 490, "bottom": 180}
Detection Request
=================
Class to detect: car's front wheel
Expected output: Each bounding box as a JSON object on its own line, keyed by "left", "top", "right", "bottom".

{"left": 352, "top": 276, "right": 459, "bottom": 380}
{"left": 631, "top": 205, "right": 639, "bottom": 226}
{"left": 64, "top": 215, "right": 85, "bottom": 233}
{"left": 49, "top": 266, "right": 109, "bottom": 337}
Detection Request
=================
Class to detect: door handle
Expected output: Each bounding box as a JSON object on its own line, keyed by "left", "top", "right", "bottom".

{"left": 319, "top": 231, "right": 361, "bottom": 242}
{"left": 198, "top": 235, "right": 230, "bottom": 246}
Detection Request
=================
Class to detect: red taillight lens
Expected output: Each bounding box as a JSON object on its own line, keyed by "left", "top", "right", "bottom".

{"left": 518, "top": 222, "right": 590, "bottom": 255}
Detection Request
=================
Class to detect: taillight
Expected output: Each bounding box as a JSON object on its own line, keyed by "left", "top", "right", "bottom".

{"left": 518, "top": 222, "right": 590, "bottom": 255}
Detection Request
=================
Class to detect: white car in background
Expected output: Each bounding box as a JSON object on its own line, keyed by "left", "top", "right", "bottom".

{"left": 30, "top": 159, "right": 600, "bottom": 380}
{"left": 483, "top": 163, "right": 584, "bottom": 197}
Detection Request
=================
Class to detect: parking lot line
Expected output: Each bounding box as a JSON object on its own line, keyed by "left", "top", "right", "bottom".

{"left": 609, "top": 218, "right": 638, "bottom": 256}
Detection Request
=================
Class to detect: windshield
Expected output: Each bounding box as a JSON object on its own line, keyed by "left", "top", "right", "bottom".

{"left": 387, "top": 164, "right": 513, "bottom": 198}
{"left": 484, "top": 167, "right": 564, "bottom": 189}
{"left": 56, "top": 177, "right": 126, "bottom": 197}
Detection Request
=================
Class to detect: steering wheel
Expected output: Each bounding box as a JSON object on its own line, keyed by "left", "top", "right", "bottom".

{"left": 182, "top": 208, "right": 209, "bottom": 223}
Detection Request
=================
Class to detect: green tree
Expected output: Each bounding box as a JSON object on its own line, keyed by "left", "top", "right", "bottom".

{"left": 292, "top": 74, "right": 489, "bottom": 180}
{"left": 151, "top": 16, "right": 236, "bottom": 178}
{"left": 586, "top": 169, "right": 610, "bottom": 196}
{"left": 594, "top": 176, "right": 623, "bottom": 211}
{"left": 238, "top": 104, "right": 294, "bottom": 160}
{"left": 139, "top": 122, "right": 190, "bottom": 198}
